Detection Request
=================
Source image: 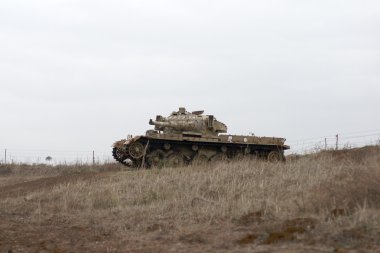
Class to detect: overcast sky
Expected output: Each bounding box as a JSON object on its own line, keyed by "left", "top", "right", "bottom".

{"left": 1, "top": 0, "right": 380, "bottom": 161}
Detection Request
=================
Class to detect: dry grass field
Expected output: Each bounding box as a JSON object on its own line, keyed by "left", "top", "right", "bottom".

{"left": 1, "top": 146, "right": 380, "bottom": 252}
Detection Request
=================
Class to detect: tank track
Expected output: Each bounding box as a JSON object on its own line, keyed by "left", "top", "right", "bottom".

{"left": 112, "top": 147, "right": 129, "bottom": 166}
{"left": 112, "top": 137, "right": 286, "bottom": 168}
{"left": 112, "top": 146, "right": 142, "bottom": 168}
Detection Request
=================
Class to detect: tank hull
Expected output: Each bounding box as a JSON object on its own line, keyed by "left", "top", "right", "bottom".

{"left": 112, "top": 132, "right": 290, "bottom": 168}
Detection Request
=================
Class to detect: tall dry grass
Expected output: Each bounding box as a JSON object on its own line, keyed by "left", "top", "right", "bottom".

{"left": 1, "top": 146, "right": 380, "bottom": 249}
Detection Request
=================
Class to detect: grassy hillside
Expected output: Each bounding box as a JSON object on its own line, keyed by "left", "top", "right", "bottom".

{"left": 1, "top": 146, "right": 380, "bottom": 252}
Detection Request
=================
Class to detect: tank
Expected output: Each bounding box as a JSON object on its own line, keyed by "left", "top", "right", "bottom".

{"left": 112, "top": 107, "right": 290, "bottom": 168}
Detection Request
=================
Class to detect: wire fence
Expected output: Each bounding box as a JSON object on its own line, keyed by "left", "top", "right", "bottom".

{"left": 1, "top": 129, "right": 380, "bottom": 164}
{"left": 286, "top": 129, "right": 380, "bottom": 155}
{"left": 0, "top": 148, "right": 113, "bottom": 165}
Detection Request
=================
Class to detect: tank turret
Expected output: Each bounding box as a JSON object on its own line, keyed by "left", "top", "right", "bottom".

{"left": 149, "top": 107, "right": 227, "bottom": 137}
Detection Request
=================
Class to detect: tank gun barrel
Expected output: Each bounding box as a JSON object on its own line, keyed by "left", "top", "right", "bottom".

{"left": 149, "top": 119, "right": 170, "bottom": 127}
{"left": 149, "top": 119, "right": 194, "bottom": 130}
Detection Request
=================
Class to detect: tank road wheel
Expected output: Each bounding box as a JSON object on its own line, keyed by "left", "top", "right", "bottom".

{"left": 192, "top": 154, "right": 209, "bottom": 166}
{"left": 147, "top": 149, "right": 166, "bottom": 168}
{"left": 129, "top": 142, "right": 145, "bottom": 159}
{"left": 267, "top": 151, "right": 283, "bottom": 162}
{"left": 166, "top": 152, "right": 185, "bottom": 168}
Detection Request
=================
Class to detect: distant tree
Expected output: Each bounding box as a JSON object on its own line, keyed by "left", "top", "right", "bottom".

{"left": 45, "top": 156, "right": 53, "bottom": 162}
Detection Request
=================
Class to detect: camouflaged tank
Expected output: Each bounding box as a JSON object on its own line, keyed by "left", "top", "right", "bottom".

{"left": 112, "top": 107, "right": 290, "bottom": 168}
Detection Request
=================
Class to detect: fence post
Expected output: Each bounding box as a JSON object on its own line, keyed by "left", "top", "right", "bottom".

{"left": 92, "top": 150, "right": 95, "bottom": 165}
{"left": 4, "top": 149, "right": 6, "bottom": 164}
{"left": 324, "top": 138, "right": 327, "bottom": 150}
{"left": 335, "top": 134, "right": 339, "bottom": 150}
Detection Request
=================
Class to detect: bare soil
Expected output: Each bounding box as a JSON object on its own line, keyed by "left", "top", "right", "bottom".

{"left": 0, "top": 172, "right": 112, "bottom": 199}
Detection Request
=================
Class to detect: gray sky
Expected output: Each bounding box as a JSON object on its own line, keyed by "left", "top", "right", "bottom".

{"left": 1, "top": 0, "right": 380, "bottom": 162}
